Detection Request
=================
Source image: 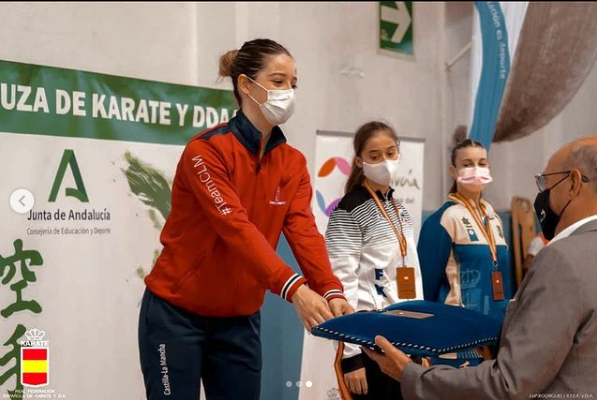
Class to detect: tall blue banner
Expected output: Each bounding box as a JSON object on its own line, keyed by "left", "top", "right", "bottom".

{"left": 470, "top": 1, "right": 511, "bottom": 150}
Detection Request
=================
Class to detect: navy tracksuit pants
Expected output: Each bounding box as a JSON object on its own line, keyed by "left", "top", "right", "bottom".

{"left": 138, "top": 288, "right": 262, "bottom": 400}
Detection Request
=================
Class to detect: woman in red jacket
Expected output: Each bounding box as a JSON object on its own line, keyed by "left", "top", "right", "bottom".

{"left": 138, "top": 38, "right": 352, "bottom": 400}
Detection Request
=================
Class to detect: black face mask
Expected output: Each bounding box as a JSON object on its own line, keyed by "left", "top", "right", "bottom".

{"left": 533, "top": 181, "right": 571, "bottom": 241}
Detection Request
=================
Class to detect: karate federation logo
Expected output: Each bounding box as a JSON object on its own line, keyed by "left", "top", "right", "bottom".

{"left": 20, "top": 328, "right": 50, "bottom": 387}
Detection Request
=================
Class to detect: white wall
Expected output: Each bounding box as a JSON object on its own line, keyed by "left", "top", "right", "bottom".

{"left": 0, "top": 3, "right": 198, "bottom": 84}
{"left": 196, "top": 2, "right": 447, "bottom": 210}
{"left": 2, "top": 2, "right": 593, "bottom": 214}
{"left": 2, "top": 2, "right": 515, "bottom": 213}
{"left": 443, "top": 2, "right": 474, "bottom": 197}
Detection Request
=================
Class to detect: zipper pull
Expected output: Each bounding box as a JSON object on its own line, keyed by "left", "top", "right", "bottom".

{"left": 256, "top": 162, "right": 262, "bottom": 173}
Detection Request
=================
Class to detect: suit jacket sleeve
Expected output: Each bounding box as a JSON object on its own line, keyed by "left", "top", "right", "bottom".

{"left": 401, "top": 242, "right": 588, "bottom": 400}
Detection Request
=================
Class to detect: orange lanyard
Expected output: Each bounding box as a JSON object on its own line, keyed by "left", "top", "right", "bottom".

{"left": 363, "top": 181, "right": 408, "bottom": 265}
{"left": 449, "top": 193, "right": 498, "bottom": 268}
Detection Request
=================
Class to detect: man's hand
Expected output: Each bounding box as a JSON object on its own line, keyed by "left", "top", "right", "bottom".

{"left": 291, "top": 285, "right": 334, "bottom": 330}
{"left": 344, "top": 367, "right": 368, "bottom": 395}
{"left": 329, "top": 298, "right": 354, "bottom": 317}
{"left": 362, "top": 336, "right": 415, "bottom": 381}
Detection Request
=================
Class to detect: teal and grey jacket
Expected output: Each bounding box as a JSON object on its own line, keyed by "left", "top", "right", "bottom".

{"left": 417, "top": 197, "right": 512, "bottom": 321}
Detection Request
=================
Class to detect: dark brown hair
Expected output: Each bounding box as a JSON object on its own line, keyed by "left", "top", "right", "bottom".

{"left": 218, "top": 38, "right": 292, "bottom": 106}
{"left": 449, "top": 138, "right": 485, "bottom": 193}
{"left": 345, "top": 121, "right": 400, "bottom": 194}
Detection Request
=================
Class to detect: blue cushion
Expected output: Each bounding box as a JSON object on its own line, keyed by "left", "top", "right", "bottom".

{"left": 311, "top": 300, "right": 502, "bottom": 358}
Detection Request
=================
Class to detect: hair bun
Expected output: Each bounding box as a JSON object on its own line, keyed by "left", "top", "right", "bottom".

{"left": 218, "top": 49, "right": 239, "bottom": 77}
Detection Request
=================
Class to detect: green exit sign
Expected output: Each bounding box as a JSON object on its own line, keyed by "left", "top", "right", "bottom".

{"left": 379, "top": 1, "right": 414, "bottom": 58}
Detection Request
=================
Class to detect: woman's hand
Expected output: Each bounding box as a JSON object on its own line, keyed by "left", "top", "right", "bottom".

{"left": 291, "top": 285, "right": 334, "bottom": 330}
{"left": 329, "top": 298, "right": 354, "bottom": 317}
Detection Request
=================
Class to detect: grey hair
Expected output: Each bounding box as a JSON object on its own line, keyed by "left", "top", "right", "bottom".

{"left": 567, "top": 139, "right": 597, "bottom": 193}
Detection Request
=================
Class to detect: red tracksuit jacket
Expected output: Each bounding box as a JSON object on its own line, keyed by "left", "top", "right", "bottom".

{"left": 145, "top": 110, "right": 345, "bottom": 316}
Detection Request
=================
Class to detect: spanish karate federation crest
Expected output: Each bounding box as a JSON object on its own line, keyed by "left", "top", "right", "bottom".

{"left": 20, "top": 328, "right": 49, "bottom": 387}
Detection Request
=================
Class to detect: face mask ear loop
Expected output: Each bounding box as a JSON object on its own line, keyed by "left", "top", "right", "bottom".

{"left": 243, "top": 74, "right": 269, "bottom": 107}
{"left": 247, "top": 93, "right": 265, "bottom": 107}
{"left": 244, "top": 75, "right": 269, "bottom": 106}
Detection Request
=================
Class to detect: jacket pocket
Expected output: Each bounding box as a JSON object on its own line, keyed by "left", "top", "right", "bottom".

{"left": 172, "top": 251, "right": 206, "bottom": 293}
{"left": 502, "top": 298, "right": 519, "bottom": 332}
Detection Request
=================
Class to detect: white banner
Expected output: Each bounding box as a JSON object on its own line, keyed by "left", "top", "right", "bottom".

{"left": 0, "top": 59, "right": 237, "bottom": 400}
{"left": 0, "top": 132, "right": 185, "bottom": 399}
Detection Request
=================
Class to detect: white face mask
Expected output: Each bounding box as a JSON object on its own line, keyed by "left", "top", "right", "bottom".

{"left": 362, "top": 159, "right": 400, "bottom": 186}
{"left": 246, "top": 76, "right": 295, "bottom": 126}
